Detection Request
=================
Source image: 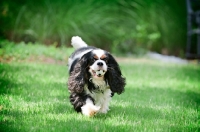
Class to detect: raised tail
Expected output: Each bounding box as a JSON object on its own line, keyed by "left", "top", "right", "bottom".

{"left": 71, "top": 36, "right": 88, "bottom": 49}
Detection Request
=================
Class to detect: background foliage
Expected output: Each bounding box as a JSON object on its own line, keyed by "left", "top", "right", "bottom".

{"left": 0, "top": 0, "right": 186, "bottom": 56}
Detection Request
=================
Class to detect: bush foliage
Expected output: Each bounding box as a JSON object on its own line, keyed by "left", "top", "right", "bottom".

{"left": 0, "top": 0, "right": 186, "bottom": 55}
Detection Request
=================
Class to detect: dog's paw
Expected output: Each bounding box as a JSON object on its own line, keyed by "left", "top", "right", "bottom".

{"left": 81, "top": 105, "right": 101, "bottom": 117}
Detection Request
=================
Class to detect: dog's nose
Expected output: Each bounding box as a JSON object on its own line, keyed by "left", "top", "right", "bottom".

{"left": 97, "top": 62, "right": 103, "bottom": 66}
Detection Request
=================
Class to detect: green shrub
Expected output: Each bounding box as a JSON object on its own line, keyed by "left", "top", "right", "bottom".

{"left": 0, "top": 0, "right": 186, "bottom": 56}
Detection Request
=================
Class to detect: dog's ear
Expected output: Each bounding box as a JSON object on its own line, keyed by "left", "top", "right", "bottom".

{"left": 105, "top": 53, "right": 126, "bottom": 95}
{"left": 68, "top": 52, "right": 91, "bottom": 93}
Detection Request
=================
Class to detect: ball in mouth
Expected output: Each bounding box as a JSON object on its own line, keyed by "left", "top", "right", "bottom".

{"left": 92, "top": 70, "right": 105, "bottom": 77}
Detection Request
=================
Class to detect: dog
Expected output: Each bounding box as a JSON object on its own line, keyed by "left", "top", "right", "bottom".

{"left": 67, "top": 36, "right": 126, "bottom": 116}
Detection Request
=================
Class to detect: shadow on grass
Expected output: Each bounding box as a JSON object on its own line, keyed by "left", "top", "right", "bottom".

{"left": 0, "top": 64, "right": 18, "bottom": 94}
{"left": 0, "top": 64, "right": 20, "bottom": 132}
{"left": 0, "top": 63, "right": 69, "bottom": 131}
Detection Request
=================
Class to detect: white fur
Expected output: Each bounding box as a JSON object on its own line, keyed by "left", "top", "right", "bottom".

{"left": 71, "top": 36, "right": 88, "bottom": 49}
{"left": 90, "top": 49, "right": 107, "bottom": 72}
{"left": 93, "top": 49, "right": 105, "bottom": 57}
{"left": 81, "top": 99, "right": 101, "bottom": 116}
{"left": 94, "top": 88, "right": 111, "bottom": 113}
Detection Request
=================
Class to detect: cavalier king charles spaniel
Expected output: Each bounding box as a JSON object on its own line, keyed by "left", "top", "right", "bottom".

{"left": 67, "top": 36, "right": 126, "bottom": 116}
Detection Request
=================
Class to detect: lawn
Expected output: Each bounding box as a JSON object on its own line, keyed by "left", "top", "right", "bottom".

{"left": 0, "top": 42, "right": 200, "bottom": 131}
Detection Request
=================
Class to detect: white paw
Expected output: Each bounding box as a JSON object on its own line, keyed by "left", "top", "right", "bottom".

{"left": 81, "top": 105, "right": 101, "bottom": 117}
{"left": 81, "top": 99, "right": 101, "bottom": 117}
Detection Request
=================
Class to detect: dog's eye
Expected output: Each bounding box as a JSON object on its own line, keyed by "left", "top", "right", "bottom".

{"left": 93, "top": 58, "right": 97, "bottom": 62}
{"left": 102, "top": 58, "right": 108, "bottom": 63}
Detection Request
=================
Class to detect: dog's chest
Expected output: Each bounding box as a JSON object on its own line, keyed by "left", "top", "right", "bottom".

{"left": 85, "top": 78, "right": 111, "bottom": 105}
{"left": 91, "top": 78, "right": 107, "bottom": 91}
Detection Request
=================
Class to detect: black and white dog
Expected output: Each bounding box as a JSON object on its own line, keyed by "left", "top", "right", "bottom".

{"left": 67, "top": 36, "right": 126, "bottom": 116}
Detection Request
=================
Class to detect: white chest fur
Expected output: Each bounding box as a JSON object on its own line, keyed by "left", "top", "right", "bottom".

{"left": 84, "top": 78, "right": 112, "bottom": 114}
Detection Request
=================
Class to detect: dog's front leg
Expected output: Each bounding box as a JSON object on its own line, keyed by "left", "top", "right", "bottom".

{"left": 81, "top": 99, "right": 100, "bottom": 117}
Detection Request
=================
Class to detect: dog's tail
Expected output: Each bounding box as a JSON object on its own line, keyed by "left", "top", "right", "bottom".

{"left": 71, "top": 36, "right": 88, "bottom": 49}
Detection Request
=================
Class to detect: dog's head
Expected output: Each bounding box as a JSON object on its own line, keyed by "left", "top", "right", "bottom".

{"left": 86, "top": 49, "right": 108, "bottom": 78}
{"left": 68, "top": 49, "right": 126, "bottom": 94}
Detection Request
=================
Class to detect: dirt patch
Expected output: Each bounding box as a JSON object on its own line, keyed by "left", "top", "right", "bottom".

{"left": 1, "top": 55, "right": 196, "bottom": 65}
{"left": 0, "top": 55, "right": 156, "bottom": 65}
{"left": 0, "top": 55, "right": 67, "bottom": 65}
{"left": 28, "top": 55, "right": 66, "bottom": 65}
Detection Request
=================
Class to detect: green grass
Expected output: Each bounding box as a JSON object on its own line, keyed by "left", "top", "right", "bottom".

{"left": 0, "top": 43, "right": 200, "bottom": 131}
{"left": 0, "top": 40, "right": 73, "bottom": 62}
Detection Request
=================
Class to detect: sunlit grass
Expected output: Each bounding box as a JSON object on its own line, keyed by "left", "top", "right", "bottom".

{"left": 0, "top": 43, "right": 200, "bottom": 131}
{"left": 0, "top": 40, "right": 73, "bottom": 62}
{"left": 1, "top": 61, "right": 200, "bottom": 131}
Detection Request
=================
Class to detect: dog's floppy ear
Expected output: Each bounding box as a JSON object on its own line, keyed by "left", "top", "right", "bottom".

{"left": 105, "top": 53, "right": 126, "bottom": 95}
{"left": 68, "top": 52, "right": 91, "bottom": 93}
